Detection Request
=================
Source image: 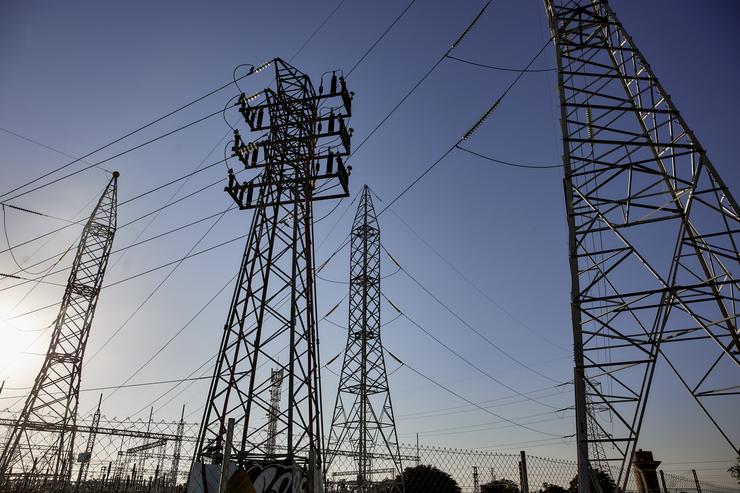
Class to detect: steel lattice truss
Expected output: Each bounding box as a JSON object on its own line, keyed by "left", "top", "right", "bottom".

{"left": 326, "top": 186, "right": 403, "bottom": 493}
{"left": 0, "top": 173, "right": 118, "bottom": 491}
{"left": 193, "top": 58, "right": 352, "bottom": 485}
{"left": 545, "top": 0, "right": 739, "bottom": 491}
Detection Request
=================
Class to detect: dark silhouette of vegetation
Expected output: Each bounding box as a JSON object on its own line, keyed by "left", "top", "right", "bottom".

{"left": 538, "top": 483, "right": 568, "bottom": 493}
{"left": 729, "top": 455, "right": 740, "bottom": 484}
{"left": 396, "top": 465, "right": 461, "bottom": 493}
{"left": 569, "top": 469, "right": 618, "bottom": 493}
{"left": 481, "top": 478, "right": 519, "bottom": 493}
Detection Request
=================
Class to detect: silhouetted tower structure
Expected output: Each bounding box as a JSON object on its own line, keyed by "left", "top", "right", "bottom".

{"left": 192, "top": 58, "right": 352, "bottom": 491}
{"left": 265, "top": 369, "right": 284, "bottom": 457}
{"left": 76, "top": 395, "right": 103, "bottom": 484}
{"left": 326, "top": 187, "right": 403, "bottom": 492}
{"left": 0, "top": 172, "right": 119, "bottom": 490}
{"left": 473, "top": 466, "right": 480, "bottom": 493}
{"left": 169, "top": 405, "right": 185, "bottom": 488}
{"left": 545, "top": 1, "right": 739, "bottom": 492}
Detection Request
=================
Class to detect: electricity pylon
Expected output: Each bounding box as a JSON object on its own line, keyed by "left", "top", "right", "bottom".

{"left": 265, "top": 369, "right": 284, "bottom": 457}
{"left": 0, "top": 172, "right": 119, "bottom": 491}
{"left": 76, "top": 395, "right": 102, "bottom": 484}
{"left": 326, "top": 186, "right": 403, "bottom": 493}
{"left": 545, "top": 1, "right": 739, "bottom": 492}
{"left": 191, "top": 58, "right": 352, "bottom": 492}
{"left": 169, "top": 405, "right": 185, "bottom": 489}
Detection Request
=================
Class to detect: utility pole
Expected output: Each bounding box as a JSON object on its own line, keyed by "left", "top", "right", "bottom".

{"left": 0, "top": 172, "right": 119, "bottom": 491}
{"left": 326, "top": 186, "right": 403, "bottom": 493}
{"left": 191, "top": 59, "right": 353, "bottom": 493}
{"left": 544, "top": 1, "right": 739, "bottom": 492}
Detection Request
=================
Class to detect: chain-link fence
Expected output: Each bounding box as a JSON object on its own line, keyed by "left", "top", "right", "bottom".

{"left": 1, "top": 413, "right": 737, "bottom": 493}
{"left": 0, "top": 412, "right": 198, "bottom": 492}
{"left": 661, "top": 471, "right": 738, "bottom": 493}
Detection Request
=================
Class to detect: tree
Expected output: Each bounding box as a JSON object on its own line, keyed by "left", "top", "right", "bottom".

{"left": 568, "top": 469, "right": 618, "bottom": 493}
{"left": 538, "top": 483, "right": 568, "bottom": 493}
{"left": 481, "top": 478, "right": 519, "bottom": 493}
{"left": 396, "top": 465, "right": 461, "bottom": 493}
{"left": 729, "top": 456, "right": 740, "bottom": 485}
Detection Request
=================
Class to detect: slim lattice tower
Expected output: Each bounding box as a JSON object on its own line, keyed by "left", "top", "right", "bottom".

{"left": 76, "top": 395, "right": 102, "bottom": 485}
{"left": 0, "top": 172, "right": 119, "bottom": 490}
{"left": 191, "top": 58, "right": 352, "bottom": 491}
{"left": 326, "top": 186, "right": 403, "bottom": 492}
{"left": 545, "top": 1, "right": 739, "bottom": 491}
{"left": 265, "top": 369, "right": 284, "bottom": 457}
{"left": 169, "top": 405, "right": 185, "bottom": 489}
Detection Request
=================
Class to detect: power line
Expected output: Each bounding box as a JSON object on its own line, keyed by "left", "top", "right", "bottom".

{"left": 98, "top": 271, "right": 239, "bottom": 405}
{"left": 370, "top": 189, "right": 569, "bottom": 351}
{"left": 381, "top": 244, "right": 561, "bottom": 385}
{"left": 386, "top": 350, "right": 564, "bottom": 438}
{"left": 289, "top": 0, "right": 348, "bottom": 62}
{"left": 84, "top": 206, "right": 236, "bottom": 365}
{"left": 376, "top": 38, "right": 553, "bottom": 215}
{"left": 0, "top": 70, "right": 257, "bottom": 202}
{"left": 446, "top": 54, "right": 555, "bottom": 72}
{"left": 0, "top": 376, "right": 215, "bottom": 401}
{"left": 349, "top": 0, "right": 494, "bottom": 158}
{"left": 455, "top": 144, "right": 562, "bottom": 169}
{"left": 382, "top": 292, "right": 562, "bottom": 409}
{"left": 345, "top": 0, "right": 419, "bottom": 77}
{"left": 0, "top": 207, "right": 238, "bottom": 294}
{"left": 2, "top": 106, "right": 231, "bottom": 204}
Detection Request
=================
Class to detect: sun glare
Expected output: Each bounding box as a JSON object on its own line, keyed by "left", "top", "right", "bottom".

{"left": 0, "top": 301, "right": 50, "bottom": 389}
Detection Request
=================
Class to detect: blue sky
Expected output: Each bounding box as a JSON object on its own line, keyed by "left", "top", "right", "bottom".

{"left": 0, "top": 0, "right": 738, "bottom": 481}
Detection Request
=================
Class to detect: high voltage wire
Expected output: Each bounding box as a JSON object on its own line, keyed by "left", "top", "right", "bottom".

{"left": 0, "top": 158, "right": 247, "bottom": 285}
{"left": 381, "top": 243, "right": 561, "bottom": 385}
{"left": 397, "top": 387, "right": 571, "bottom": 420}
{"left": 0, "top": 127, "right": 112, "bottom": 174}
{"left": 370, "top": 189, "right": 570, "bottom": 352}
{"left": 345, "top": 0, "right": 419, "bottom": 77}
{"left": 455, "top": 144, "right": 562, "bottom": 169}
{"left": 401, "top": 411, "right": 573, "bottom": 438}
{"left": 446, "top": 54, "right": 555, "bottom": 72}
{"left": 289, "top": 0, "right": 348, "bottom": 62}
{"left": 1, "top": 107, "right": 231, "bottom": 205}
{"left": 375, "top": 38, "right": 554, "bottom": 216}
{"left": 381, "top": 291, "right": 562, "bottom": 409}
{"left": 0, "top": 71, "right": 258, "bottom": 203}
{"left": 386, "top": 351, "right": 564, "bottom": 438}
{"left": 348, "top": 0, "right": 494, "bottom": 159}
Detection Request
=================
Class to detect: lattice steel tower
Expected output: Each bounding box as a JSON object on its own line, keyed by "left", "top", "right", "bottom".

{"left": 192, "top": 58, "right": 352, "bottom": 491}
{"left": 0, "top": 172, "right": 119, "bottom": 491}
{"left": 326, "top": 186, "right": 403, "bottom": 493}
{"left": 545, "top": 1, "right": 739, "bottom": 492}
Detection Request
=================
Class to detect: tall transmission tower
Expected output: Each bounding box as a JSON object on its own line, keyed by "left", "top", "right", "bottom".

{"left": 169, "top": 405, "right": 185, "bottom": 489}
{"left": 545, "top": 1, "right": 739, "bottom": 492}
{"left": 0, "top": 172, "right": 119, "bottom": 490}
{"left": 76, "top": 394, "right": 103, "bottom": 485}
{"left": 191, "top": 58, "right": 353, "bottom": 492}
{"left": 265, "top": 369, "right": 284, "bottom": 457}
{"left": 326, "top": 186, "right": 403, "bottom": 493}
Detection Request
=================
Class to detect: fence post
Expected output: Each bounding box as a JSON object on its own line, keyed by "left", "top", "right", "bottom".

{"left": 691, "top": 469, "right": 702, "bottom": 493}
{"left": 219, "top": 418, "right": 235, "bottom": 493}
{"left": 519, "top": 451, "right": 529, "bottom": 493}
{"left": 659, "top": 470, "right": 668, "bottom": 493}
